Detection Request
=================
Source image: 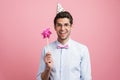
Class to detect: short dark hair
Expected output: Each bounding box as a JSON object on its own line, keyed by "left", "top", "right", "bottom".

{"left": 54, "top": 11, "right": 73, "bottom": 26}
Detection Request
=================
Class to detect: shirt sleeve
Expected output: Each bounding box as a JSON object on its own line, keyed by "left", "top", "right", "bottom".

{"left": 36, "top": 48, "right": 46, "bottom": 80}
{"left": 80, "top": 46, "right": 92, "bottom": 80}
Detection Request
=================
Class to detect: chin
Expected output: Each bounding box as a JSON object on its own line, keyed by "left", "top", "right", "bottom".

{"left": 58, "top": 34, "right": 69, "bottom": 41}
{"left": 60, "top": 37, "right": 68, "bottom": 40}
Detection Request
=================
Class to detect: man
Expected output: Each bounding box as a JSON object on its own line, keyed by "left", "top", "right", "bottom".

{"left": 37, "top": 11, "right": 92, "bottom": 80}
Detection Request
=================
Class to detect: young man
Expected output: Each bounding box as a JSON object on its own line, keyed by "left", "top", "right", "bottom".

{"left": 37, "top": 11, "right": 92, "bottom": 80}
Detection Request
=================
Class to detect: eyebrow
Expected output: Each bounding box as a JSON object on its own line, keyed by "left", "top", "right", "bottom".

{"left": 56, "top": 22, "right": 70, "bottom": 25}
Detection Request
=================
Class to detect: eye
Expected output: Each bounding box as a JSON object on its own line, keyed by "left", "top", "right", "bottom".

{"left": 64, "top": 23, "right": 70, "bottom": 27}
{"left": 56, "top": 23, "right": 62, "bottom": 27}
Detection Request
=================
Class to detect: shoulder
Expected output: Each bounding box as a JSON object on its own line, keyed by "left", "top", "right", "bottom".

{"left": 43, "top": 40, "right": 57, "bottom": 53}
{"left": 70, "top": 39, "right": 88, "bottom": 49}
{"left": 69, "top": 39, "right": 90, "bottom": 57}
{"left": 70, "top": 40, "right": 90, "bottom": 57}
{"left": 70, "top": 39, "right": 89, "bottom": 54}
{"left": 49, "top": 40, "right": 57, "bottom": 47}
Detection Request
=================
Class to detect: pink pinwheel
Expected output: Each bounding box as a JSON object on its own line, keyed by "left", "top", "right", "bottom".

{"left": 41, "top": 28, "right": 52, "bottom": 39}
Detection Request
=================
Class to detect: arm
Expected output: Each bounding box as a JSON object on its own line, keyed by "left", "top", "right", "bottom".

{"left": 37, "top": 50, "right": 53, "bottom": 80}
{"left": 80, "top": 46, "right": 92, "bottom": 80}
{"left": 41, "top": 53, "right": 53, "bottom": 80}
{"left": 41, "top": 67, "right": 51, "bottom": 80}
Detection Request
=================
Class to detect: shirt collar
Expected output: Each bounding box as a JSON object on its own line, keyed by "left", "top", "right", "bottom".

{"left": 56, "top": 38, "right": 72, "bottom": 49}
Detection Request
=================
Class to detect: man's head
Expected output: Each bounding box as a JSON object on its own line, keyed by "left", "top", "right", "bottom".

{"left": 54, "top": 11, "right": 73, "bottom": 43}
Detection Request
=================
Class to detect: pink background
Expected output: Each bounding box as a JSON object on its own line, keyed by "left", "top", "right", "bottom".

{"left": 0, "top": 0, "right": 120, "bottom": 80}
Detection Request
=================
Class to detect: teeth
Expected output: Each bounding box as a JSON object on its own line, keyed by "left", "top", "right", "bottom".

{"left": 60, "top": 31, "right": 66, "bottom": 33}
{"left": 60, "top": 32, "right": 66, "bottom": 34}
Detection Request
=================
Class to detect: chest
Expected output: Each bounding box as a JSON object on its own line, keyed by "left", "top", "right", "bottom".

{"left": 50, "top": 48, "right": 82, "bottom": 71}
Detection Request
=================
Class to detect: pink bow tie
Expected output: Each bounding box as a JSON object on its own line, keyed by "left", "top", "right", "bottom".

{"left": 57, "top": 44, "right": 68, "bottom": 49}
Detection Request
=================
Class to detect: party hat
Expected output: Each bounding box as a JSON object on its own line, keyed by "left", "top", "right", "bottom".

{"left": 57, "top": 3, "right": 65, "bottom": 14}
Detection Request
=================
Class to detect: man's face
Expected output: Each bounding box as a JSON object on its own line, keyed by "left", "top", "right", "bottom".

{"left": 54, "top": 18, "right": 72, "bottom": 41}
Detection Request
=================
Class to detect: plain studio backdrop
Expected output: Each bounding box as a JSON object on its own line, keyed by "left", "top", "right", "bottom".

{"left": 0, "top": 0, "right": 120, "bottom": 80}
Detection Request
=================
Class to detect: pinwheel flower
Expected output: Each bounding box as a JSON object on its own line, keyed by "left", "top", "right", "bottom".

{"left": 41, "top": 28, "right": 52, "bottom": 39}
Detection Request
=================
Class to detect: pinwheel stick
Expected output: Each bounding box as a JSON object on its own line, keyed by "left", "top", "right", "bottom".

{"left": 47, "top": 38, "right": 50, "bottom": 52}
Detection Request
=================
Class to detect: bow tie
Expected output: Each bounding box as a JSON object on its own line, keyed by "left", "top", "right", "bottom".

{"left": 57, "top": 44, "right": 69, "bottom": 49}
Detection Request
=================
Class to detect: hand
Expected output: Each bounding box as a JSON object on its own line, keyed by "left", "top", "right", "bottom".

{"left": 44, "top": 52, "right": 53, "bottom": 70}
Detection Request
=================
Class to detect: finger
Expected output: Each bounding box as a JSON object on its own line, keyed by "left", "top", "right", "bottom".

{"left": 45, "top": 54, "right": 52, "bottom": 59}
{"left": 45, "top": 57, "right": 52, "bottom": 63}
{"left": 46, "top": 52, "right": 51, "bottom": 54}
{"left": 46, "top": 58, "right": 52, "bottom": 62}
{"left": 46, "top": 54, "right": 51, "bottom": 57}
{"left": 46, "top": 59, "right": 52, "bottom": 64}
{"left": 45, "top": 55, "right": 52, "bottom": 60}
{"left": 46, "top": 55, "right": 51, "bottom": 58}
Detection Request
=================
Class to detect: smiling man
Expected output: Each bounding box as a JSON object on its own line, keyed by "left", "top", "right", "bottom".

{"left": 37, "top": 11, "right": 92, "bottom": 80}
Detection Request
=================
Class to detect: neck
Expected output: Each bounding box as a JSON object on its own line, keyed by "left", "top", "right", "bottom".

{"left": 57, "top": 38, "right": 69, "bottom": 45}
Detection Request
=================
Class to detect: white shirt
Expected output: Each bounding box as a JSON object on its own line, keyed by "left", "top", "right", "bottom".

{"left": 37, "top": 39, "right": 92, "bottom": 80}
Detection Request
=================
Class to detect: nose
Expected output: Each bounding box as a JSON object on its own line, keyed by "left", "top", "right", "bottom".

{"left": 61, "top": 26, "right": 65, "bottom": 30}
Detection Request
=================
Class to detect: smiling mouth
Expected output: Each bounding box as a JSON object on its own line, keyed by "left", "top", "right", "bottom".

{"left": 60, "top": 32, "right": 66, "bottom": 34}
{"left": 59, "top": 31, "right": 67, "bottom": 34}
{"left": 60, "top": 32, "right": 66, "bottom": 35}
{"left": 60, "top": 33, "right": 67, "bottom": 38}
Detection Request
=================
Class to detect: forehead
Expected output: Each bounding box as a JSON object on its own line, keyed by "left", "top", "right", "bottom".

{"left": 56, "top": 18, "right": 70, "bottom": 24}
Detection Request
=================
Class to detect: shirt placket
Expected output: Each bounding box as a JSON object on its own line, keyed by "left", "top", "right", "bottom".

{"left": 60, "top": 48, "right": 63, "bottom": 80}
